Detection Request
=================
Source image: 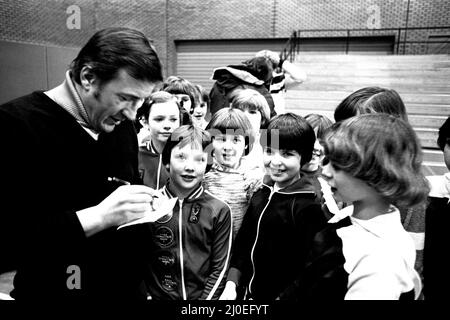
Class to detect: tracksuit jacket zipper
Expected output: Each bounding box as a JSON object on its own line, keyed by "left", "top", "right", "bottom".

{"left": 178, "top": 198, "right": 187, "bottom": 300}
{"left": 248, "top": 186, "right": 315, "bottom": 296}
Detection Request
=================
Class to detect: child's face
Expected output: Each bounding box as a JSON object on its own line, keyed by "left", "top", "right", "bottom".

{"left": 212, "top": 133, "right": 246, "bottom": 169}
{"left": 192, "top": 101, "right": 207, "bottom": 124}
{"left": 148, "top": 101, "right": 180, "bottom": 145}
{"left": 444, "top": 143, "right": 450, "bottom": 194}
{"left": 263, "top": 147, "right": 301, "bottom": 189}
{"left": 302, "top": 139, "right": 324, "bottom": 172}
{"left": 444, "top": 142, "right": 450, "bottom": 170}
{"left": 174, "top": 94, "right": 191, "bottom": 114}
{"left": 169, "top": 143, "right": 208, "bottom": 196}
{"left": 243, "top": 109, "right": 262, "bottom": 132}
{"left": 321, "top": 162, "right": 376, "bottom": 204}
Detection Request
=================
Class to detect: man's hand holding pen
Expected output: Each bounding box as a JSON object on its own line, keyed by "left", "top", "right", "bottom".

{"left": 76, "top": 177, "right": 163, "bottom": 237}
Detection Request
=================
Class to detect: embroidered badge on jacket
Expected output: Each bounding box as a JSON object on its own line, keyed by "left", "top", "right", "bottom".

{"left": 189, "top": 204, "right": 202, "bottom": 223}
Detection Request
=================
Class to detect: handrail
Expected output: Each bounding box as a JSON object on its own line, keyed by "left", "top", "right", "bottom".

{"left": 292, "top": 26, "right": 450, "bottom": 32}
{"left": 279, "top": 31, "right": 298, "bottom": 63}
{"left": 279, "top": 26, "right": 450, "bottom": 59}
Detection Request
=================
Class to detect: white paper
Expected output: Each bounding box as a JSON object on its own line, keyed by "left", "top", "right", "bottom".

{"left": 327, "top": 205, "right": 353, "bottom": 223}
{"left": 317, "top": 177, "right": 340, "bottom": 215}
{"left": 117, "top": 197, "right": 178, "bottom": 230}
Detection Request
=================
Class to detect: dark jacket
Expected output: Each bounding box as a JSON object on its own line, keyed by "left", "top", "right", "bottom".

{"left": 278, "top": 216, "right": 350, "bottom": 300}
{"left": 209, "top": 65, "right": 276, "bottom": 117}
{"left": 0, "top": 92, "right": 145, "bottom": 300}
{"left": 143, "top": 183, "right": 233, "bottom": 300}
{"left": 138, "top": 141, "right": 170, "bottom": 190}
{"left": 424, "top": 196, "right": 450, "bottom": 300}
{"left": 228, "top": 176, "right": 340, "bottom": 300}
{"left": 301, "top": 168, "right": 324, "bottom": 204}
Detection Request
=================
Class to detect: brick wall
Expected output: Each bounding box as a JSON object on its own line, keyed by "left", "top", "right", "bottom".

{"left": 0, "top": 0, "right": 167, "bottom": 72}
{"left": 1, "top": 0, "right": 95, "bottom": 47}
{"left": 1, "top": 0, "right": 449, "bottom": 76}
{"left": 166, "top": 0, "right": 450, "bottom": 74}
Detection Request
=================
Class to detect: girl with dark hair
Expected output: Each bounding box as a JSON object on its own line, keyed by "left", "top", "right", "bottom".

{"left": 138, "top": 91, "right": 186, "bottom": 189}
{"left": 334, "top": 86, "right": 408, "bottom": 123}
{"left": 221, "top": 113, "right": 337, "bottom": 300}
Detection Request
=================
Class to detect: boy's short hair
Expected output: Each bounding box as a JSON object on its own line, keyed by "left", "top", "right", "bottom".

{"left": 162, "top": 76, "right": 201, "bottom": 114}
{"left": 196, "top": 84, "right": 210, "bottom": 104}
{"left": 263, "top": 113, "right": 315, "bottom": 166}
{"left": 162, "top": 125, "right": 213, "bottom": 172}
{"left": 230, "top": 88, "right": 271, "bottom": 128}
{"left": 205, "top": 108, "right": 255, "bottom": 155}
{"left": 322, "top": 113, "right": 429, "bottom": 207}
{"left": 304, "top": 113, "right": 333, "bottom": 140}
{"left": 437, "top": 116, "right": 450, "bottom": 151}
{"left": 136, "top": 91, "right": 191, "bottom": 126}
{"left": 334, "top": 87, "right": 408, "bottom": 123}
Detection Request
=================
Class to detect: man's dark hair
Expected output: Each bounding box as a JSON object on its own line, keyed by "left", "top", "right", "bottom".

{"left": 162, "top": 76, "right": 201, "bottom": 114}
{"left": 70, "top": 27, "right": 163, "bottom": 85}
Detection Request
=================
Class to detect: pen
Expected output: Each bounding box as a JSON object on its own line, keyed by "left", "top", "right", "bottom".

{"left": 107, "top": 176, "right": 131, "bottom": 185}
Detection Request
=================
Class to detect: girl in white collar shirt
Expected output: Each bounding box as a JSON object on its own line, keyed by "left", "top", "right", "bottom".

{"left": 321, "top": 114, "right": 429, "bottom": 300}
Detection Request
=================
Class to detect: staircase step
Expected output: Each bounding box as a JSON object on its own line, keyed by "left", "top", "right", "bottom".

{"left": 297, "top": 72, "right": 450, "bottom": 79}
{"left": 409, "top": 115, "right": 448, "bottom": 129}
{"left": 280, "top": 110, "right": 447, "bottom": 175}
{"left": 415, "top": 128, "right": 439, "bottom": 149}
{"left": 285, "top": 98, "right": 450, "bottom": 116}
{"left": 422, "top": 162, "right": 448, "bottom": 176}
{"left": 297, "top": 82, "right": 450, "bottom": 94}
{"left": 297, "top": 75, "right": 450, "bottom": 85}
{"left": 296, "top": 54, "right": 450, "bottom": 63}
{"left": 287, "top": 90, "right": 450, "bottom": 104}
{"left": 422, "top": 149, "right": 444, "bottom": 162}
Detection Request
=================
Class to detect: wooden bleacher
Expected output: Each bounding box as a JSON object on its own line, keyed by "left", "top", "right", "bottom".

{"left": 286, "top": 54, "right": 450, "bottom": 176}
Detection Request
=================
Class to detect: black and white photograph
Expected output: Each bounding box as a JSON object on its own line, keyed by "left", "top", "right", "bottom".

{"left": 0, "top": 0, "right": 449, "bottom": 313}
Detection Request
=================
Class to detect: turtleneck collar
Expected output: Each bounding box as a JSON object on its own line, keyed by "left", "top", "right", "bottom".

{"left": 45, "top": 71, "right": 98, "bottom": 139}
{"left": 211, "top": 159, "right": 242, "bottom": 174}
{"left": 162, "top": 181, "right": 204, "bottom": 201}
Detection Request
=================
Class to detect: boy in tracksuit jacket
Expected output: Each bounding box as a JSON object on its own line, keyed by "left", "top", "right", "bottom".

{"left": 143, "top": 125, "right": 233, "bottom": 300}
{"left": 220, "top": 113, "right": 348, "bottom": 300}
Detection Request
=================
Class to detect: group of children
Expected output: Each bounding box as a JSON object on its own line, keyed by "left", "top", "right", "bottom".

{"left": 129, "top": 70, "right": 443, "bottom": 300}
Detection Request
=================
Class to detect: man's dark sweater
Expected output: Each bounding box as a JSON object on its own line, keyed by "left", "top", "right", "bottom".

{"left": 0, "top": 92, "right": 147, "bottom": 300}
